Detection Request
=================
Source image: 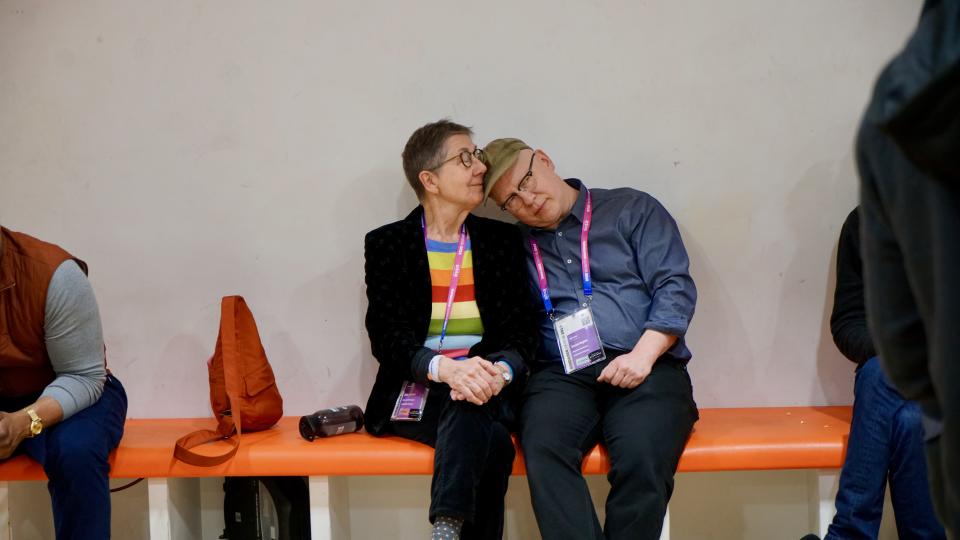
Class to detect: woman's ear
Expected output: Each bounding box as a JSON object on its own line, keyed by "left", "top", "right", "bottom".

{"left": 419, "top": 170, "right": 439, "bottom": 195}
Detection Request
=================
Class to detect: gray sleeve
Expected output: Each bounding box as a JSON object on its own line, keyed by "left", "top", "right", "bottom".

{"left": 40, "top": 260, "right": 107, "bottom": 419}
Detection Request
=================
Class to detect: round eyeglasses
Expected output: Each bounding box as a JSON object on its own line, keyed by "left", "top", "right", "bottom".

{"left": 431, "top": 147, "right": 485, "bottom": 171}
{"left": 499, "top": 151, "right": 537, "bottom": 212}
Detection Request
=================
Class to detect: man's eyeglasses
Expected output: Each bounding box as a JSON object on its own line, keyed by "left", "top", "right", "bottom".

{"left": 431, "top": 147, "right": 485, "bottom": 171}
{"left": 499, "top": 151, "right": 537, "bottom": 212}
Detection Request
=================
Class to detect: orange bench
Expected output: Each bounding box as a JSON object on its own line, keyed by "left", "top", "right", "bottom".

{"left": 0, "top": 406, "right": 852, "bottom": 539}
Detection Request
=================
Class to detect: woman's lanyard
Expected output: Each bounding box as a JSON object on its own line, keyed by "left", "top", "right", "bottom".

{"left": 529, "top": 191, "right": 593, "bottom": 319}
{"left": 422, "top": 214, "right": 468, "bottom": 354}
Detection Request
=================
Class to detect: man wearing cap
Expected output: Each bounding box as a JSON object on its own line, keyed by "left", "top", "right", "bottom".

{"left": 482, "top": 139, "right": 698, "bottom": 540}
{"left": 0, "top": 226, "right": 127, "bottom": 539}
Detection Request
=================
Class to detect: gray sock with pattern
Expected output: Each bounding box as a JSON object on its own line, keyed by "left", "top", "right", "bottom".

{"left": 430, "top": 515, "right": 463, "bottom": 540}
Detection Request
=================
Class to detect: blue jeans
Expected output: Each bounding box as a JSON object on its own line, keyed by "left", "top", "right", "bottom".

{"left": 825, "top": 358, "right": 944, "bottom": 540}
{"left": 15, "top": 375, "right": 128, "bottom": 540}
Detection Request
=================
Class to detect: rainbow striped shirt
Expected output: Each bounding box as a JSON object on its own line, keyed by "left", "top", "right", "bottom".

{"left": 423, "top": 237, "right": 484, "bottom": 358}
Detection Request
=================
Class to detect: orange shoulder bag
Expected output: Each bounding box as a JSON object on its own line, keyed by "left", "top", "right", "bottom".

{"left": 174, "top": 296, "right": 284, "bottom": 466}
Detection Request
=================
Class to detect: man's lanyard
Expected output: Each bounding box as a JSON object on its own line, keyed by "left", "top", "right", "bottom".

{"left": 529, "top": 191, "right": 593, "bottom": 319}
{"left": 421, "top": 214, "right": 468, "bottom": 354}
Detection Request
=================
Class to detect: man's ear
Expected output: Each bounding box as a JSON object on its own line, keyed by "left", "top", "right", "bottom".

{"left": 535, "top": 149, "right": 556, "bottom": 172}
{"left": 419, "top": 170, "right": 440, "bottom": 195}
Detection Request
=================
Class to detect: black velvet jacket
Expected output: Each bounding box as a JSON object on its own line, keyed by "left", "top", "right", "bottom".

{"left": 362, "top": 207, "right": 538, "bottom": 435}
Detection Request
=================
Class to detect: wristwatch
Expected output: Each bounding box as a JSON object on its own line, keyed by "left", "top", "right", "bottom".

{"left": 26, "top": 409, "right": 43, "bottom": 438}
{"left": 496, "top": 361, "right": 513, "bottom": 385}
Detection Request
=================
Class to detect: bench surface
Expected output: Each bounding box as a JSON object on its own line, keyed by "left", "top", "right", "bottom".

{"left": 0, "top": 406, "right": 852, "bottom": 481}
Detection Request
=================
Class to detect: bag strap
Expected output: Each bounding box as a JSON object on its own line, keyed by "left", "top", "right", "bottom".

{"left": 173, "top": 428, "right": 239, "bottom": 467}
{"left": 221, "top": 296, "right": 245, "bottom": 437}
{"left": 173, "top": 297, "right": 246, "bottom": 467}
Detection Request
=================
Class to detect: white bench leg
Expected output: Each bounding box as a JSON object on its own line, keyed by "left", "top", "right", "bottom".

{"left": 659, "top": 505, "right": 670, "bottom": 540}
{"left": 147, "top": 478, "right": 201, "bottom": 540}
{"left": 309, "top": 476, "right": 350, "bottom": 540}
{"left": 0, "top": 481, "right": 9, "bottom": 540}
{"left": 148, "top": 478, "right": 172, "bottom": 540}
{"left": 808, "top": 469, "right": 839, "bottom": 538}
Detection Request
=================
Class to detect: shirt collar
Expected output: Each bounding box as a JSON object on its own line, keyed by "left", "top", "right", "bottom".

{"left": 564, "top": 178, "right": 588, "bottom": 226}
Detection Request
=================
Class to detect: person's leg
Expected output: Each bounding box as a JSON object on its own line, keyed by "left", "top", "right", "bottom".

{"left": 458, "top": 419, "right": 515, "bottom": 540}
{"left": 390, "top": 387, "right": 513, "bottom": 539}
{"left": 387, "top": 390, "right": 458, "bottom": 538}
{"left": 520, "top": 363, "right": 604, "bottom": 540}
{"left": 20, "top": 374, "right": 127, "bottom": 540}
{"left": 430, "top": 398, "right": 513, "bottom": 539}
{"left": 824, "top": 358, "right": 895, "bottom": 540}
{"left": 887, "top": 395, "right": 946, "bottom": 540}
{"left": 599, "top": 358, "right": 697, "bottom": 540}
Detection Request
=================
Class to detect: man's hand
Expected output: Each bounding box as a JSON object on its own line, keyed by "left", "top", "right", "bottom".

{"left": 0, "top": 411, "right": 31, "bottom": 460}
{"left": 597, "top": 352, "right": 656, "bottom": 389}
{"left": 598, "top": 329, "right": 677, "bottom": 389}
{"left": 439, "top": 356, "right": 501, "bottom": 405}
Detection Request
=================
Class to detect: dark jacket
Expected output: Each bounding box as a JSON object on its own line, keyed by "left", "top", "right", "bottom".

{"left": 830, "top": 208, "right": 876, "bottom": 365}
{"left": 362, "top": 208, "right": 538, "bottom": 435}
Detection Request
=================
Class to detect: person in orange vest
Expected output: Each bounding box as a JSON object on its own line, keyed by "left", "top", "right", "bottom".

{"left": 0, "top": 226, "right": 127, "bottom": 539}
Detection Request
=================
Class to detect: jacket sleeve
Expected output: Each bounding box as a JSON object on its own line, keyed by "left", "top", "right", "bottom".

{"left": 830, "top": 209, "right": 876, "bottom": 365}
{"left": 476, "top": 223, "right": 539, "bottom": 387}
{"left": 363, "top": 228, "right": 434, "bottom": 384}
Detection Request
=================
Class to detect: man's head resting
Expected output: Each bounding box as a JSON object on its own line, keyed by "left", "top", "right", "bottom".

{"left": 482, "top": 137, "right": 575, "bottom": 230}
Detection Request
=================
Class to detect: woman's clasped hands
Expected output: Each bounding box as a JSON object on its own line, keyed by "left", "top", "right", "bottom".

{"left": 437, "top": 356, "right": 506, "bottom": 405}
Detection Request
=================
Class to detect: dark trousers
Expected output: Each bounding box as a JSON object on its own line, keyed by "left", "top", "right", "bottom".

{"left": 859, "top": 98, "right": 960, "bottom": 536}
{"left": 519, "top": 354, "right": 697, "bottom": 540}
{"left": 826, "top": 358, "right": 944, "bottom": 540}
{"left": 3, "top": 374, "right": 128, "bottom": 540}
{"left": 389, "top": 385, "right": 515, "bottom": 540}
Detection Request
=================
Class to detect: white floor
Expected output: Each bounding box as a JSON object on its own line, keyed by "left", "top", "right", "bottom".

{"left": 6, "top": 470, "right": 899, "bottom": 540}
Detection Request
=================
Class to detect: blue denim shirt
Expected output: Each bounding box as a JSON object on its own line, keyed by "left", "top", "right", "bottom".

{"left": 521, "top": 179, "right": 696, "bottom": 364}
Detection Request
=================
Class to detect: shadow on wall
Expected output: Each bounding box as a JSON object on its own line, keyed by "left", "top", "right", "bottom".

{"left": 817, "top": 239, "right": 852, "bottom": 405}
{"left": 283, "top": 165, "right": 419, "bottom": 412}
{"left": 154, "top": 333, "right": 212, "bottom": 417}
{"left": 681, "top": 226, "right": 756, "bottom": 407}
{"left": 770, "top": 157, "right": 855, "bottom": 406}
{"left": 395, "top": 173, "right": 421, "bottom": 219}
{"left": 282, "top": 253, "right": 371, "bottom": 414}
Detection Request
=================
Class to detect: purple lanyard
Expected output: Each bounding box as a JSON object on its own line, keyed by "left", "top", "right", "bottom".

{"left": 529, "top": 191, "right": 593, "bottom": 317}
{"left": 422, "top": 215, "right": 469, "bottom": 354}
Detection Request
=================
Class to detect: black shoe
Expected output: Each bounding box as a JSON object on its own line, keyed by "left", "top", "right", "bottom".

{"left": 799, "top": 535, "right": 820, "bottom": 540}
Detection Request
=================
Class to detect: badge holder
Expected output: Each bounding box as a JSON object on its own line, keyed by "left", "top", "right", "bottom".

{"left": 391, "top": 381, "right": 429, "bottom": 421}
{"left": 554, "top": 305, "right": 606, "bottom": 374}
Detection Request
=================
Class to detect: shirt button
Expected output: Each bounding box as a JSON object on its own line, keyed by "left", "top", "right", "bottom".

{"left": 582, "top": 302, "right": 588, "bottom": 307}
{"left": 566, "top": 259, "right": 572, "bottom": 264}
{"left": 557, "top": 231, "right": 563, "bottom": 237}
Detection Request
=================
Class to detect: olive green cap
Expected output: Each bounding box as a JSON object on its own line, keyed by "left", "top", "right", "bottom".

{"left": 482, "top": 138, "right": 531, "bottom": 201}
